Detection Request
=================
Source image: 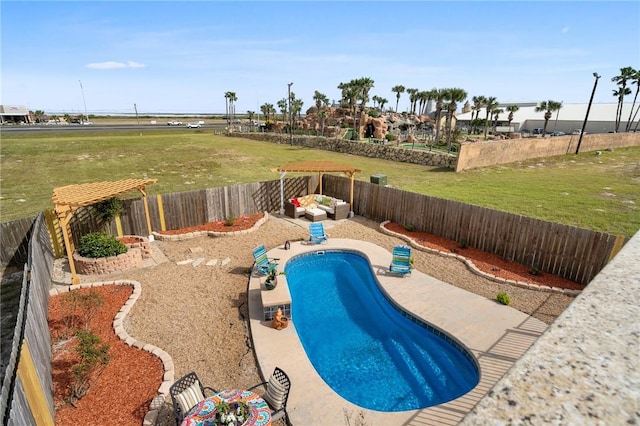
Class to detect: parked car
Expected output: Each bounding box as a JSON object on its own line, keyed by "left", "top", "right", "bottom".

{"left": 167, "top": 120, "right": 182, "bottom": 126}
{"left": 571, "top": 129, "right": 585, "bottom": 135}
{"left": 551, "top": 131, "right": 566, "bottom": 136}
{"left": 532, "top": 128, "right": 545, "bottom": 135}
{"left": 186, "top": 122, "right": 201, "bottom": 128}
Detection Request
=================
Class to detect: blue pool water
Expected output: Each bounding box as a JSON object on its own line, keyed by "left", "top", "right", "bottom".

{"left": 285, "top": 250, "right": 479, "bottom": 412}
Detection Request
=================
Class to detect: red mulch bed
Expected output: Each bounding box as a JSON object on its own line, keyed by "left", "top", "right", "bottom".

{"left": 383, "top": 222, "right": 584, "bottom": 291}
{"left": 50, "top": 285, "right": 163, "bottom": 426}
{"left": 158, "top": 212, "right": 264, "bottom": 235}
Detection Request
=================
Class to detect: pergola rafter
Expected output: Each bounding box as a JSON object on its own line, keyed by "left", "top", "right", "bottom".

{"left": 273, "top": 160, "right": 361, "bottom": 216}
{"left": 52, "top": 178, "right": 157, "bottom": 284}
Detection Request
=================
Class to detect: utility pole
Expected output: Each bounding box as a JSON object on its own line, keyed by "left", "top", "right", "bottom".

{"left": 78, "top": 80, "right": 88, "bottom": 123}
{"left": 134, "top": 103, "right": 140, "bottom": 125}
{"left": 576, "top": 73, "right": 601, "bottom": 154}
{"left": 288, "top": 82, "right": 293, "bottom": 146}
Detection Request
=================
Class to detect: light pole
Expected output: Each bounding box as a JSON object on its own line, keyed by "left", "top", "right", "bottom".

{"left": 78, "top": 80, "right": 88, "bottom": 123}
{"left": 287, "top": 82, "right": 293, "bottom": 145}
{"left": 575, "top": 73, "right": 601, "bottom": 154}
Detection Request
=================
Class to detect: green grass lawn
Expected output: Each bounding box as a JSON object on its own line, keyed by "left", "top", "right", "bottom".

{"left": 2, "top": 130, "right": 639, "bottom": 237}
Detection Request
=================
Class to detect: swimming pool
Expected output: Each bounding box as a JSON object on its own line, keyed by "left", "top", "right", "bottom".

{"left": 285, "top": 250, "right": 479, "bottom": 412}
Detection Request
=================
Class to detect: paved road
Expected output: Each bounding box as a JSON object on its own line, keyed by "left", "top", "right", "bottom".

{"left": 1, "top": 123, "right": 230, "bottom": 134}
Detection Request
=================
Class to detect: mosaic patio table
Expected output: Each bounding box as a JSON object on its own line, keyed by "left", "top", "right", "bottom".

{"left": 181, "top": 389, "right": 271, "bottom": 426}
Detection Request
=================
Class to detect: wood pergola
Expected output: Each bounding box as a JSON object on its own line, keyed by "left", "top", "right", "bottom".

{"left": 52, "top": 178, "right": 157, "bottom": 284}
{"left": 273, "top": 160, "right": 361, "bottom": 216}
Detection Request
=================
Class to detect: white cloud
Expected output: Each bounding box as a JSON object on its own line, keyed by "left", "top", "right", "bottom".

{"left": 85, "top": 61, "right": 147, "bottom": 69}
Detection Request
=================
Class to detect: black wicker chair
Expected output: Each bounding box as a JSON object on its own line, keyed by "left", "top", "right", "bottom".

{"left": 248, "top": 367, "right": 291, "bottom": 425}
{"left": 169, "top": 371, "right": 217, "bottom": 425}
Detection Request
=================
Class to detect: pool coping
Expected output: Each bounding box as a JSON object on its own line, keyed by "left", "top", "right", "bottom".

{"left": 248, "top": 239, "right": 548, "bottom": 425}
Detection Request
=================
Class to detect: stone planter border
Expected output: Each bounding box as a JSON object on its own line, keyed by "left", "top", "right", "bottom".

{"left": 379, "top": 220, "right": 581, "bottom": 296}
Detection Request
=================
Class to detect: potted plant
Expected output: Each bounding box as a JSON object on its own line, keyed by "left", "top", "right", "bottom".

{"left": 265, "top": 269, "right": 278, "bottom": 290}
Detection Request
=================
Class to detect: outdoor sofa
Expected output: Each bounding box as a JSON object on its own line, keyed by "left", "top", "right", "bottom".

{"left": 284, "top": 194, "right": 350, "bottom": 220}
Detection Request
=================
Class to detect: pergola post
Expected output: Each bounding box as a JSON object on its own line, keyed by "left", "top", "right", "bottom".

{"left": 349, "top": 173, "right": 355, "bottom": 217}
{"left": 56, "top": 210, "right": 80, "bottom": 285}
{"left": 138, "top": 187, "right": 153, "bottom": 239}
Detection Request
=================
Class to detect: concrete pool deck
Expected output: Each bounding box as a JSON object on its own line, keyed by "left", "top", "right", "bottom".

{"left": 248, "top": 238, "right": 548, "bottom": 425}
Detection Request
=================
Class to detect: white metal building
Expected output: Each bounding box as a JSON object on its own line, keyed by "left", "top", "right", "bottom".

{"left": 456, "top": 102, "right": 638, "bottom": 134}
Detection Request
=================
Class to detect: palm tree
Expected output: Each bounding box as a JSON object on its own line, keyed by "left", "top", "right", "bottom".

{"left": 318, "top": 108, "right": 327, "bottom": 135}
{"left": 277, "top": 98, "right": 288, "bottom": 120}
{"left": 292, "top": 97, "right": 304, "bottom": 124}
{"left": 471, "top": 96, "right": 487, "bottom": 134}
{"left": 260, "top": 103, "right": 275, "bottom": 123}
{"left": 625, "top": 68, "right": 640, "bottom": 131}
{"left": 433, "top": 89, "right": 446, "bottom": 143}
{"left": 406, "top": 88, "right": 419, "bottom": 115}
{"left": 391, "top": 85, "right": 405, "bottom": 112}
{"left": 483, "top": 97, "right": 499, "bottom": 139}
{"left": 443, "top": 88, "right": 468, "bottom": 148}
{"left": 224, "top": 91, "right": 237, "bottom": 129}
{"left": 612, "top": 66, "right": 635, "bottom": 132}
{"left": 506, "top": 105, "right": 520, "bottom": 131}
{"left": 492, "top": 108, "right": 504, "bottom": 133}
{"left": 534, "top": 100, "right": 563, "bottom": 136}
{"left": 378, "top": 97, "right": 388, "bottom": 111}
{"left": 247, "top": 110, "right": 255, "bottom": 129}
{"left": 313, "top": 90, "right": 329, "bottom": 110}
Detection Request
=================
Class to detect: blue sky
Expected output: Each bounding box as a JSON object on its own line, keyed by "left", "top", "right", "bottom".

{"left": 2, "top": 1, "right": 639, "bottom": 115}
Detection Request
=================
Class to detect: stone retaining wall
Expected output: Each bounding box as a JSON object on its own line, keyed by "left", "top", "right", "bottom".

{"left": 73, "top": 236, "right": 150, "bottom": 275}
{"left": 229, "top": 133, "right": 457, "bottom": 169}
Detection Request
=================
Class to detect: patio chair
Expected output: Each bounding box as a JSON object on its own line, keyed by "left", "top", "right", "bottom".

{"left": 252, "top": 244, "right": 278, "bottom": 275}
{"left": 389, "top": 245, "right": 412, "bottom": 276}
{"left": 169, "top": 371, "right": 217, "bottom": 425}
{"left": 308, "top": 222, "right": 328, "bottom": 244}
{"left": 248, "top": 367, "right": 291, "bottom": 425}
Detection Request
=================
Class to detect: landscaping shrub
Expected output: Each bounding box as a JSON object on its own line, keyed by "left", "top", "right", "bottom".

{"left": 77, "top": 233, "right": 127, "bottom": 258}
{"left": 71, "top": 329, "right": 110, "bottom": 401}
{"left": 496, "top": 292, "right": 511, "bottom": 305}
{"left": 385, "top": 133, "right": 395, "bottom": 141}
{"left": 403, "top": 223, "right": 415, "bottom": 232}
{"left": 224, "top": 216, "right": 235, "bottom": 226}
{"left": 93, "top": 197, "right": 123, "bottom": 222}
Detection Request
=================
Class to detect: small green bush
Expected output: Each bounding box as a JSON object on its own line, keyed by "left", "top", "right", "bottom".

{"left": 368, "top": 110, "right": 380, "bottom": 118}
{"left": 77, "top": 233, "right": 127, "bottom": 258}
{"left": 385, "top": 133, "right": 395, "bottom": 141}
{"left": 530, "top": 266, "right": 541, "bottom": 276}
{"left": 496, "top": 292, "right": 511, "bottom": 305}
{"left": 224, "top": 216, "right": 235, "bottom": 226}
{"left": 403, "top": 223, "right": 415, "bottom": 232}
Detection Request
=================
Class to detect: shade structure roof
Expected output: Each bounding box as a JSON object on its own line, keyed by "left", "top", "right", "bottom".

{"left": 274, "top": 160, "right": 361, "bottom": 176}
{"left": 52, "top": 178, "right": 157, "bottom": 211}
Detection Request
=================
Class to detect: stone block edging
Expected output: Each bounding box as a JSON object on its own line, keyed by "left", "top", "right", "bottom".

{"left": 49, "top": 280, "right": 174, "bottom": 425}
{"left": 379, "top": 220, "right": 581, "bottom": 296}
{"left": 152, "top": 212, "right": 269, "bottom": 241}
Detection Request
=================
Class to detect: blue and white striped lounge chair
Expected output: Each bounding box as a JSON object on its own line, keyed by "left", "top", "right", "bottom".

{"left": 252, "top": 244, "right": 278, "bottom": 275}
{"left": 308, "top": 222, "right": 328, "bottom": 244}
{"left": 389, "top": 246, "right": 412, "bottom": 276}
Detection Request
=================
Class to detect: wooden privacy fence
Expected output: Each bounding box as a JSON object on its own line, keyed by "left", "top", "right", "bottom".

{"left": 322, "top": 175, "right": 625, "bottom": 285}
{"left": 1, "top": 212, "right": 55, "bottom": 425}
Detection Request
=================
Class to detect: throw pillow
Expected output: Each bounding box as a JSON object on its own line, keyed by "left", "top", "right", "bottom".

{"left": 175, "top": 381, "right": 204, "bottom": 415}
{"left": 322, "top": 197, "right": 331, "bottom": 206}
{"left": 315, "top": 195, "right": 324, "bottom": 203}
{"left": 264, "top": 374, "right": 287, "bottom": 410}
{"left": 291, "top": 198, "right": 301, "bottom": 207}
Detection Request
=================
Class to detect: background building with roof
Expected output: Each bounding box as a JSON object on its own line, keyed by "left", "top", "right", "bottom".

{"left": 0, "top": 105, "right": 32, "bottom": 124}
{"left": 456, "top": 102, "right": 637, "bottom": 134}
